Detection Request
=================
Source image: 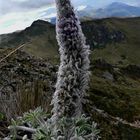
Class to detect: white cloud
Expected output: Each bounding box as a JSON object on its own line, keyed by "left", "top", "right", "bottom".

{"left": 11, "top": 0, "right": 29, "bottom": 2}
{"left": 77, "top": 5, "right": 87, "bottom": 11}
{"left": 0, "top": 5, "right": 56, "bottom": 34}
{"left": 0, "top": 3, "right": 87, "bottom": 34}
{"left": 0, "top": 0, "right": 140, "bottom": 34}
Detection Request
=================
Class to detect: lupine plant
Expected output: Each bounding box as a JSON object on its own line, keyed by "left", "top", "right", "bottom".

{"left": 51, "top": 0, "right": 90, "bottom": 125}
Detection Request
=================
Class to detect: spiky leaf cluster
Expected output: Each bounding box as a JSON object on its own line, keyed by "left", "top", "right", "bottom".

{"left": 7, "top": 108, "right": 100, "bottom": 140}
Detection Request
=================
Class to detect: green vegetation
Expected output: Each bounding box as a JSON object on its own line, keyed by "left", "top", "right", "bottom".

{"left": 0, "top": 113, "right": 4, "bottom": 120}
{"left": 23, "top": 17, "right": 140, "bottom": 66}
{"left": 8, "top": 107, "right": 100, "bottom": 140}
{"left": 85, "top": 67, "right": 140, "bottom": 139}
{"left": 90, "top": 18, "right": 140, "bottom": 65}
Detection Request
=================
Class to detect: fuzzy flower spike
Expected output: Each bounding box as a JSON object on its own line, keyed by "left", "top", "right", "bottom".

{"left": 51, "top": 0, "right": 90, "bottom": 126}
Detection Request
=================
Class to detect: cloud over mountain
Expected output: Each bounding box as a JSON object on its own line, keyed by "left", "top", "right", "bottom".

{"left": 0, "top": 0, "right": 140, "bottom": 34}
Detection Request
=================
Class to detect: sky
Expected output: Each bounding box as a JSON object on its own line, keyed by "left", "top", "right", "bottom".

{"left": 0, "top": 0, "right": 140, "bottom": 34}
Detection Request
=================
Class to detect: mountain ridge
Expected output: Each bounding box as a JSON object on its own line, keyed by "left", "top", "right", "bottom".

{"left": 1, "top": 17, "right": 140, "bottom": 65}
{"left": 78, "top": 2, "right": 140, "bottom": 19}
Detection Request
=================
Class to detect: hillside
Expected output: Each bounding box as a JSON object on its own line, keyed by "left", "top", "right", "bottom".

{"left": 0, "top": 17, "right": 140, "bottom": 65}
{"left": 0, "top": 20, "right": 58, "bottom": 62}
{"left": 0, "top": 17, "right": 140, "bottom": 139}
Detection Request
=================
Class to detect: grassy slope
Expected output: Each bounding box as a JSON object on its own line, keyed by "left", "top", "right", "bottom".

{"left": 88, "top": 18, "right": 140, "bottom": 139}
{"left": 91, "top": 18, "right": 140, "bottom": 65}
{"left": 87, "top": 64, "right": 140, "bottom": 140}
{"left": 87, "top": 18, "right": 140, "bottom": 139}
{"left": 21, "top": 18, "right": 140, "bottom": 66}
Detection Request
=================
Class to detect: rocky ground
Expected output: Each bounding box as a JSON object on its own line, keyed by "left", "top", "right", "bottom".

{"left": 0, "top": 49, "right": 57, "bottom": 119}
{"left": 0, "top": 49, "right": 140, "bottom": 139}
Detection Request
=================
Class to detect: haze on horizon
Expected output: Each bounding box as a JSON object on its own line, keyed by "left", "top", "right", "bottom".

{"left": 0, "top": 0, "right": 140, "bottom": 34}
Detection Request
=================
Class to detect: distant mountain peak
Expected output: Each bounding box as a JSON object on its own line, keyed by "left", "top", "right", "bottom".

{"left": 110, "top": 2, "right": 128, "bottom": 6}
{"left": 107, "top": 2, "right": 130, "bottom": 8}
{"left": 31, "top": 20, "right": 52, "bottom": 27}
